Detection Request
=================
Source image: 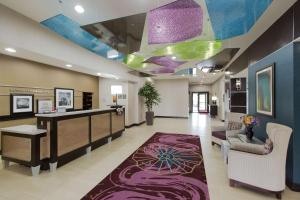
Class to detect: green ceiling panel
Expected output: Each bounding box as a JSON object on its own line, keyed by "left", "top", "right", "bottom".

{"left": 123, "top": 54, "right": 146, "bottom": 69}
{"left": 153, "top": 40, "right": 222, "bottom": 61}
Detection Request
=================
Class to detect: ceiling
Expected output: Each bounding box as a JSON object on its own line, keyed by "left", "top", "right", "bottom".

{"left": 0, "top": 0, "right": 297, "bottom": 84}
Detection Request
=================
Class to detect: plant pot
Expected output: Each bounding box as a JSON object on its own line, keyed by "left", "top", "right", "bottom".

{"left": 146, "top": 111, "right": 154, "bottom": 126}
{"left": 246, "top": 126, "right": 254, "bottom": 140}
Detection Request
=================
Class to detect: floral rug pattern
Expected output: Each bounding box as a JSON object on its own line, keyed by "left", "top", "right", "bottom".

{"left": 82, "top": 132, "right": 209, "bottom": 200}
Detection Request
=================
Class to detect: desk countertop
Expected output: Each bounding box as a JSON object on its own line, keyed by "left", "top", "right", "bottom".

{"left": 0, "top": 125, "right": 47, "bottom": 135}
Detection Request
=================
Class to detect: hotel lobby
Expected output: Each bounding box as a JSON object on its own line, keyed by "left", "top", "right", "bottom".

{"left": 0, "top": 0, "right": 300, "bottom": 199}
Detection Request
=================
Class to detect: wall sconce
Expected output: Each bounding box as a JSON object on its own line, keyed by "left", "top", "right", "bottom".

{"left": 212, "top": 95, "right": 218, "bottom": 105}
{"left": 236, "top": 78, "right": 241, "bottom": 91}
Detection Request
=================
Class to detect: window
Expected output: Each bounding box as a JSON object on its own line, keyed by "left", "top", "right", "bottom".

{"left": 111, "top": 85, "right": 122, "bottom": 95}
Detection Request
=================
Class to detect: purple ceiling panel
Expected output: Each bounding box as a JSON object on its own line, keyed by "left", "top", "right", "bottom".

{"left": 151, "top": 67, "right": 176, "bottom": 74}
{"left": 148, "top": 0, "right": 203, "bottom": 44}
{"left": 144, "top": 56, "right": 186, "bottom": 68}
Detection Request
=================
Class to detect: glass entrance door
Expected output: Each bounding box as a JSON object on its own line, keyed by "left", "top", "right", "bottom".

{"left": 192, "top": 92, "right": 209, "bottom": 113}
{"left": 199, "top": 93, "right": 208, "bottom": 112}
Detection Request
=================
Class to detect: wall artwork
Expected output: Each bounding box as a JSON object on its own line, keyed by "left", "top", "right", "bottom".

{"left": 10, "top": 94, "right": 34, "bottom": 116}
{"left": 37, "top": 99, "right": 53, "bottom": 114}
{"left": 256, "top": 64, "right": 275, "bottom": 116}
{"left": 55, "top": 88, "right": 74, "bottom": 110}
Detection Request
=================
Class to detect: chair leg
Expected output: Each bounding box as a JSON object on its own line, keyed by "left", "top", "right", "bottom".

{"left": 229, "top": 179, "right": 235, "bottom": 187}
{"left": 275, "top": 192, "right": 282, "bottom": 199}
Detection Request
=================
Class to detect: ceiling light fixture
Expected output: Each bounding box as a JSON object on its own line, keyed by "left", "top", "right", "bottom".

{"left": 97, "top": 73, "right": 102, "bottom": 76}
{"left": 202, "top": 68, "right": 210, "bottom": 73}
{"left": 65, "top": 64, "right": 72, "bottom": 68}
{"left": 225, "top": 71, "right": 231, "bottom": 75}
{"left": 171, "top": 56, "right": 177, "bottom": 60}
{"left": 74, "top": 5, "right": 85, "bottom": 14}
{"left": 4, "top": 48, "right": 16, "bottom": 53}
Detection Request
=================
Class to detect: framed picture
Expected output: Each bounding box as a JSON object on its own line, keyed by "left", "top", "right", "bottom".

{"left": 54, "top": 88, "right": 74, "bottom": 110}
{"left": 37, "top": 99, "right": 53, "bottom": 114}
{"left": 256, "top": 64, "right": 275, "bottom": 117}
{"left": 10, "top": 94, "right": 34, "bottom": 116}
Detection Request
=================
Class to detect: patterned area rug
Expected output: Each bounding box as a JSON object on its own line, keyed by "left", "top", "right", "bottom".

{"left": 82, "top": 132, "right": 210, "bottom": 200}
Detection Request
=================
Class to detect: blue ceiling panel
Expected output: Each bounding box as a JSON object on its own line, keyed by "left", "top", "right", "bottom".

{"left": 41, "top": 14, "right": 124, "bottom": 61}
{"left": 205, "top": 0, "right": 272, "bottom": 40}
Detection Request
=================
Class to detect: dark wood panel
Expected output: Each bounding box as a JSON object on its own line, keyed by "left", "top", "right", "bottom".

{"left": 231, "top": 107, "right": 247, "bottom": 114}
{"left": 294, "top": 1, "right": 300, "bottom": 39}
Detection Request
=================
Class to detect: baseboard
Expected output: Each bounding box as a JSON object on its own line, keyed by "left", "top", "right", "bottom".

{"left": 125, "top": 121, "right": 146, "bottom": 128}
{"left": 155, "top": 116, "right": 189, "bottom": 119}
{"left": 287, "top": 178, "right": 300, "bottom": 192}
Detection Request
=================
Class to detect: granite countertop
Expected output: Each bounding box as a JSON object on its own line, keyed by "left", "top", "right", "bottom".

{"left": 0, "top": 125, "right": 47, "bottom": 135}
{"left": 35, "top": 108, "right": 115, "bottom": 118}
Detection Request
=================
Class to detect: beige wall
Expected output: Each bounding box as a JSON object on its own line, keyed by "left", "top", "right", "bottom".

{"left": 153, "top": 79, "right": 189, "bottom": 118}
{"left": 0, "top": 54, "right": 99, "bottom": 128}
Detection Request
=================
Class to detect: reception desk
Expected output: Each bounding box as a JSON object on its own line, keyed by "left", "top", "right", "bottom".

{"left": 35, "top": 108, "right": 125, "bottom": 171}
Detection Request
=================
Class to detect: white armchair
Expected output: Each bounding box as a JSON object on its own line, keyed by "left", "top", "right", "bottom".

{"left": 211, "top": 112, "right": 245, "bottom": 145}
{"left": 228, "top": 123, "right": 293, "bottom": 199}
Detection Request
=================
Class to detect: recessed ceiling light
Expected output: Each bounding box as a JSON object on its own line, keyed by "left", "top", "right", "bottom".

{"left": 74, "top": 5, "right": 85, "bottom": 14}
{"left": 225, "top": 71, "right": 231, "bottom": 75}
{"left": 115, "top": 77, "right": 119, "bottom": 80}
{"left": 5, "top": 48, "right": 16, "bottom": 53}
{"left": 171, "top": 56, "right": 177, "bottom": 60}
{"left": 65, "top": 64, "right": 72, "bottom": 68}
{"left": 97, "top": 73, "right": 102, "bottom": 76}
{"left": 212, "top": 72, "right": 216, "bottom": 75}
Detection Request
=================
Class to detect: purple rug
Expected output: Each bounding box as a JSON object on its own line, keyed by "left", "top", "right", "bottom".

{"left": 82, "top": 132, "right": 210, "bottom": 200}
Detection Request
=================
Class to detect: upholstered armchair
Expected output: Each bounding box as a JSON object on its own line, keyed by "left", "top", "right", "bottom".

{"left": 211, "top": 112, "right": 245, "bottom": 145}
{"left": 228, "top": 123, "right": 293, "bottom": 199}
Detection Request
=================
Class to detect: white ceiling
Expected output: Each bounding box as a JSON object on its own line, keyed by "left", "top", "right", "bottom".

{"left": 0, "top": 0, "right": 297, "bottom": 85}
{"left": 0, "top": 0, "right": 176, "bottom": 24}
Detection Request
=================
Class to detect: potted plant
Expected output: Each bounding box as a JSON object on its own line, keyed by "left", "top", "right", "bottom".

{"left": 241, "top": 115, "right": 258, "bottom": 140}
{"left": 138, "top": 82, "right": 161, "bottom": 125}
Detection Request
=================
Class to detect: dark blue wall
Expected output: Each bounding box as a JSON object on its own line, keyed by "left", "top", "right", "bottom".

{"left": 293, "top": 42, "right": 300, "bottom": 184}
{"left": 248, "top": 43, "right": 300, "bottom": 186}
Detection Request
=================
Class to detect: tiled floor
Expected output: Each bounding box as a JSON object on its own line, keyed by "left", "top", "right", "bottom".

{"left": 0, "top": 114, "right": 299, "bottom": 200}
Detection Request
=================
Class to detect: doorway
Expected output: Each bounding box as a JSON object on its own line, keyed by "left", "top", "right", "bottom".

{"left": 192, "top": 92, "right": 209, "bottom": 113}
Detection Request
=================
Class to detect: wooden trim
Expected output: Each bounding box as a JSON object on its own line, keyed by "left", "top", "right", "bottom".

{"left": 0, "top": 115, "right": 35, "bottom": 121}
{"left": 91, "top": 136, "right": 109, "bottom": 150}
{"left": 111, "top": 131, "right": 123, "bottom": 140}
{"left": 125, "top": 121, "right": 146, "bottom": 128}
{"left": 155, "top": 116, "right": 189, "bottom": 119}
{"left": 57, "top": 144, "right": 89, "bottom": 167}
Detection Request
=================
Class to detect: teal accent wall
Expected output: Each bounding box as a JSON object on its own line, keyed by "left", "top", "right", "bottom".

{"left": 248, "top": 42, "right": 300, "bottom": 188}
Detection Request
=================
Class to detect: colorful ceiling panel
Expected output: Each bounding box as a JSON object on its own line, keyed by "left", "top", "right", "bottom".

{"left": 38, "top": 0, "right": 273, "bottom": 75}
{"left": 205, "top": 0, "right": 272, "bottom": 40}
{"left": 123, "top": 54, "right": 146, "bottom": 69}
{"left": 153, "top": 40, "right": 222, "bottom": 61}
{"left": 41, "top": 14, "right": 124, "bottom": 61}
{"left": 144, "top": 56, "right": 186, "bottom": 68}
{"left": 151, "top": 67, "right": 177, "bottom": 74}
{"left": 148, "top": 0, "right": 203, "bottom": 44}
